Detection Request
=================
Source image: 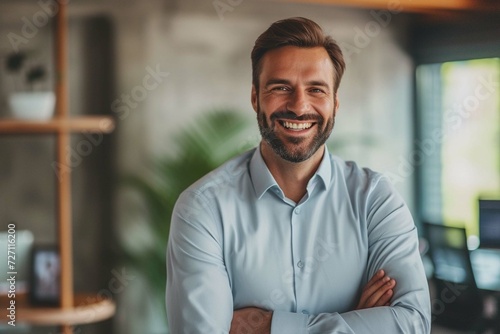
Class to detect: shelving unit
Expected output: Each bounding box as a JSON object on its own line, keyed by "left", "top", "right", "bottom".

{"left": 1, "top": 292, "right": 115, "bottom": 326}
{"left": 0, "top": 116, "right": 115, "bottom": 134}
{"left": 0, "top": 3, "right": 115, "bottom": 334}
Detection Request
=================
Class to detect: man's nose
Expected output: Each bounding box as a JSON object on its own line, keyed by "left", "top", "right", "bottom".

{"left": 286, "top": 90, "right": 310, "bottom": 115}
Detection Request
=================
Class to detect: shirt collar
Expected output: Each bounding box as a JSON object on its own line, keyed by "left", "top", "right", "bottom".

{"left": 249, "top": 146, "right": 278, "bottom": 199}
{"left": 249, "top": 145, "right": 332, "bottom": 199}
{"left": 312, "top": 145, "right": 332, "bottom": 191}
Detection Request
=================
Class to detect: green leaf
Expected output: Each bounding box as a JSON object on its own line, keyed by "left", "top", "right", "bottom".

{"left": 6, "top": 52, "right": 26, "bottom": 72}
{"left": 120, "top": 109, "right": 252, "bottom": 306}
{"left": 26, "top": 65, "right": 46, "bottom": 84}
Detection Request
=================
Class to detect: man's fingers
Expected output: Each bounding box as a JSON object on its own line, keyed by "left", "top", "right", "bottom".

{"left": 361, "top": 274, "right": 391, "bottom": 303}
{"left": 358, "top": 270, "right": 387, "bottom": 307}
{"left": 374, "top": 285, "right": 394, "bottom": 306}
{"left": 357, "top": 272, "right": 397, "bottom": 310}
{"left": 363, "top": 269, "right": 385, "bottom": 292}
{"left": 365, "top": 279, "right": 396, "bottom": 307}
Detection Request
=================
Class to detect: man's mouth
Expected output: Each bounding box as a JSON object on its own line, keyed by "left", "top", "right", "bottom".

{"left": 279, "top": 120, "right": 315, "bottom": 131}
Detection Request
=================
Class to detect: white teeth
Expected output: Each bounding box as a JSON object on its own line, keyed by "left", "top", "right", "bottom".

{"left": 283, "top": 121, "right": 313, "bottom": 130}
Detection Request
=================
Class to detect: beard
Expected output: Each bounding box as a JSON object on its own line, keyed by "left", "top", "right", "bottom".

{"left": 257, "top": 103, "right": 335, "bottom": 163}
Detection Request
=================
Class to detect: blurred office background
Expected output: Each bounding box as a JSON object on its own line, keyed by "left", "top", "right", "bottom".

{"left": 0, "top": 0, "right": 499, "bottom": 333}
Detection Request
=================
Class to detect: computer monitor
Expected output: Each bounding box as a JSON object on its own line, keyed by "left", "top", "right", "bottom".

{"left": 479, "top": 199, "right": 500, "bottom": 249}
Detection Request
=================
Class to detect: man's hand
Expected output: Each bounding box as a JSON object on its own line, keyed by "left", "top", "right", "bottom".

{"left": 356, "top": 269, "right": 396, "bottom": 310}
{"left": 230, "top": 307, "right": 272, "bottom": 334}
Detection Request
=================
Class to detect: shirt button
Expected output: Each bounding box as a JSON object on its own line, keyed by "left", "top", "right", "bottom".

{"left": 297, "top": 260, "right": 304, "bottom": 268}
{"left": 294, "top": 208, "right": 301, "bottom": 214}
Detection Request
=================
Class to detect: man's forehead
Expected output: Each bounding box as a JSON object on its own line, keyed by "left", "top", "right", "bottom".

{"left": 259, "top": 46, "right": 334, "bottom": 84}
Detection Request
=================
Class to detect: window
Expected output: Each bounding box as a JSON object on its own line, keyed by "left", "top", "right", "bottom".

{"left": 416, "top": 58, "right": 500, "bottom": 241}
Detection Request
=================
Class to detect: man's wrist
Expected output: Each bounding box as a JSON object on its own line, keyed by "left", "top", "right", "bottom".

{"left": 231, "top": 308, "right": 273, "bottom": 333}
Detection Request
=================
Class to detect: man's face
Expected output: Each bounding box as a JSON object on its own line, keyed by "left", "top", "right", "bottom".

{"left": 251, "top": 46, "right": 339, "bottom": 163}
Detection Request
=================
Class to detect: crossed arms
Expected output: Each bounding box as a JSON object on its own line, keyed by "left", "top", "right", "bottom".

{"left": 230, "top": 269, "right": 396, "bottom": 333}
{"left": 166, "top": 176, "right": 431, "bottom": 333}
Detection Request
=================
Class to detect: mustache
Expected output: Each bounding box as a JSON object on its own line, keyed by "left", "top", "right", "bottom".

{"left": 270, "top": 111, "right": 323, "bottom": 122}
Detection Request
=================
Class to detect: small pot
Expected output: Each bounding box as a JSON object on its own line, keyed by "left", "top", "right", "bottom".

{"left": 8, "top": 92, "right": 56, "bottom": 120}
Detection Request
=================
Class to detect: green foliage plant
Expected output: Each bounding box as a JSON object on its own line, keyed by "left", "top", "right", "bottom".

{"left": 5, "top": 51, "right": 47, "bottom": 91}
{"left": 121, "top": 109, "right": 376, "bottom": 328}
{"left": 122, "top": 109, "right": 255, "bottom": 318}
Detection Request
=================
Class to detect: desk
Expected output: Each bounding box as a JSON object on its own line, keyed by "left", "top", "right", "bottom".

{"left": 422, "top": 246, "right": 500, "bottom": 292}
{"left": 471, "top": 248, "right": 500, "bottom": 292}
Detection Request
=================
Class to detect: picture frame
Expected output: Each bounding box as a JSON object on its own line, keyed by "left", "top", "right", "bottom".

{"left": 29, "top": 245, "right": 61, "bottom": 306}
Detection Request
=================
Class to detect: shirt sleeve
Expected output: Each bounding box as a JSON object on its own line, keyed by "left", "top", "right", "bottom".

{"left": 270, "top": 176, "right": 431, "bottom": 334}
{"left": 166, "top": 190, "right": 233, "bottom": 334}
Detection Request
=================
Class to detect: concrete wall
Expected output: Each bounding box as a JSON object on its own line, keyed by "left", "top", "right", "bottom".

{"left": 111, "top": 0, "right": 415, "bottom": 197}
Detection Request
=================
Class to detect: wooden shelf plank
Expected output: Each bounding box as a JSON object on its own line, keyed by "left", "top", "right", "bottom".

{"left": 277, "top": 0, "right": 500, "bottom": 12}
{"left": 0, "top": 116, "right": 115, "bottom": 134}
{"left": 1, "top": 293, "right": 116, "bottom": 326}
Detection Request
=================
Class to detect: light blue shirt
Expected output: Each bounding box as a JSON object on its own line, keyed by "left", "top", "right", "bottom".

{"left": 166, "top": 146, "right": 431, "bottom": 333}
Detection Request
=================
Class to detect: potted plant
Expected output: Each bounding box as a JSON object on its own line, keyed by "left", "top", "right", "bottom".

{"left": 5, "top": 51, "right": 55, "bottom": 120}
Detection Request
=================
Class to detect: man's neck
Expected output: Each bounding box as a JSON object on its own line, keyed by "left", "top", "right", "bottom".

{"left": 260, "top": 142, "right": 325, "bottom": 203}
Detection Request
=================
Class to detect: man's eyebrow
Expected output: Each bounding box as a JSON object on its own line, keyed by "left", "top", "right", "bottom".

{"left": 264, "top": 78, "right": 291, "bottom": 87}
{"left": 306, "top": 80, "right": 330, "bottom": 88}
{"left": 264, "top": 78, "right": 331, "bottom": 89}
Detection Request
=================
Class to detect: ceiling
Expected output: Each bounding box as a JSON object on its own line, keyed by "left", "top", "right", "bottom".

{"left": 278, "top": 0, "right": 500, "bottom": 13}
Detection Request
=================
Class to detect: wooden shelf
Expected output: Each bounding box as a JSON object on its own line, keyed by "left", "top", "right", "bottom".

{"left": 0, "top": 116, "right": 115, "bottom": 134}
{"left": 1, "top": 293, "right": 116, "bottom": 326}
{"left": 2, "top": 3, "right": 116, "bottom": 333}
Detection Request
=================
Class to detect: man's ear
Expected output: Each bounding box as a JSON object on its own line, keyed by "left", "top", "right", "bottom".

{"left": 251, "top": 85, "right": 258, "bottom": 113}
{"left": 334, "top": 93, "right": 340, "bottom": 116}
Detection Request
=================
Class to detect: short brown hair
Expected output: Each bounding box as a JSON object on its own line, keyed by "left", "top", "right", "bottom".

{"left": 251, "top": 17, "right": 345, "bottom": 93}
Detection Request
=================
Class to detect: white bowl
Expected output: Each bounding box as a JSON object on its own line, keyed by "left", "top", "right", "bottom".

{"left": 8, "top": 92, "right": 56, "bottom": 120}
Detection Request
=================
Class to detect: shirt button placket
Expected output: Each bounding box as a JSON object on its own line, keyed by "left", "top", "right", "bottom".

{"left": 291, "top": 205, "right": 303, "bottom": 311}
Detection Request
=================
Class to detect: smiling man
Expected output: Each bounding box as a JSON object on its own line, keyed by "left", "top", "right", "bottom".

{"left": 166, "top": 17, "right": 431, "bottom": 333}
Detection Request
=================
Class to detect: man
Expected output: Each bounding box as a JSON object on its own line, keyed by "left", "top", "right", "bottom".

{"left": 166, "top": 17, "right": 431, "bottom": 333}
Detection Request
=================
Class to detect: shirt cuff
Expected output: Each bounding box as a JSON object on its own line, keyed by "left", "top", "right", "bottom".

{"left": 271, "top": 310, "right": 308, "bottom": 334}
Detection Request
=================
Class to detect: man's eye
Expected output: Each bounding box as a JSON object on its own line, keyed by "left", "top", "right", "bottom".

{"left": 310, "top": 88, "right": 324, "bottom": 93}
{"left": 272, "top": 86, "right": 289, "bottom": 91}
